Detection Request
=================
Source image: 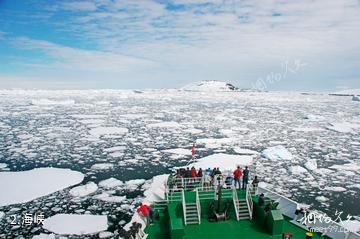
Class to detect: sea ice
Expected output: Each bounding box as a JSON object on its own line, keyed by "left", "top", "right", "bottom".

{"left": 93, "top": 192, "right": 126, "bottom": 203}
{"left": 304, "top": 159, "right": 317, "bottom": 171}
{"left": 99, "top": 177, "right": 123, "bottom": 189}
{"left": 233, "top": 147, "right": 259, "bottom": 155}
{"left": 315, "top": 196, "right": 329, "bottom": 202}
{"left": 326, "top": 122, "right": 360, "bottom": 133}
{"left": 0, "top": 168, "right": 84, "bottom": 207}
{"left": 162, "top": 148, "right": 192, "bottom": 156}
{"left": 89, "top": 127, "right": 128, "bottom": 138}
{"left": 69, "top": 182, "right": 98, "bottom": 197}
{"left": 42, "top": 214, "right": 108, "bottom": 235}
{"left": 262, "top": 146, "right": 294, "bottom": 161}
{"left": 290, "top": 166, "right": 308, "bottom": 174}
{"left": 90, "top": 163, "right": 114, "bottom": 170}
{"left": 147, "top": 121, "right": 182, "bottom": 128}
{"left": 31, "top": 99, "right": 75, "bottom": 106}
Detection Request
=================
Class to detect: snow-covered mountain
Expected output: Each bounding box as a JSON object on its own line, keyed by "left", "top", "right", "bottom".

{"left": 180, "top": 80, "right": 239, "bottom": 92}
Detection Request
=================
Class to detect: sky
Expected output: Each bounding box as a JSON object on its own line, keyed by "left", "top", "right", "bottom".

{"left": 0, "top": 0, "right": 359, "bottom": 91}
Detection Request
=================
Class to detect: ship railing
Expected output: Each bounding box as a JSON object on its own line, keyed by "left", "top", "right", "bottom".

{"left": 245, "top": 184, "right": 253, "bottom": 220}
{"left": 195, "top": 188, "right": 201, "bottom": 224}
{"left": 181, "top": 189, "right": 187, "bottom": 225}
{"left": 258, "top": 186, "right": 360, "bottom": 239}
{"left": 197, "top": 185, "right": 217, "bottom": 200}
{"left": 169, "top": 177, "right": 203, "bottom": 190}
{"left": 165, "top": 188, "right": 184, "bottom": 202}
{"left": 232, "top": 187, "right": 240, "bottom": 221}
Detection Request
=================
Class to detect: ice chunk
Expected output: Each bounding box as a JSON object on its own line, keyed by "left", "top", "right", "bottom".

{"left": 93, "top": 192, "right": 126, "bottom": 203}
{"left": 125, "top": 179, "right": 146, "bottom": 190}
{"left": 89, "top": 127, "right": 128, "bottom": 138}
{"left": 233, "top": 147, "right": 259, "bottom": 155}
{"left": 99, "top": 231, "right": 114, "bottom": 238}
{"left": 187, "top": 153, "right": 253, "bottom": 171}
{"left": 315, "top": 196, "right": 329, "bottom": 202}
{"left": 324, "top": 186, "right": 347, "bottom": 192}
{"left": 326, "top": 122, "right": 360, "bottom": 133}
{"left": 32, "top": 234, "right": 56, "bottom": 239}
{"left": 147, "top": 122, "right": 182, "bottom": 128}
{"left": 31, "top": 99, "right": 75, "bottom": 106}
{"left": 69, "top": 182, "right": 98, "bottom": 197}
{"left": 352, "top": 95, "right": 360, "bottom": 101}
{"left": 42, "top": 214, "right": 108, "bottom": 235}
{"left": 0, "top": 168, "right": 84, "bottom": 207}
{"left": 99, "top": 177, "right": 123, "bottom": 189}
{"left": 290, "top": 166, "right": 308, "bottom": 174}
{"left": 304, "top": 159, "right": 317, "bottom": 171}
{"left": 0, "top": 211, "right": 4, "bottom": 219}
{"left": 90, "top": 163, "right": 114, "bottom": 170}
{"left": 162, "top": 148, "right": 192, "bottom": 156}
{"left": 262, "top": 146, "right": 293, "bottom": 161}
{"left": 0, "top": 163, "right": 7, "bottom": 169}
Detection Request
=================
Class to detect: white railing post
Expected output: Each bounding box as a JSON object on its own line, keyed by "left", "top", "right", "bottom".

{"left": 182, "top": 189, "right": 187, "bottom": 225}
{"left": 196, "top": 188, "right": 201, "bottom": 224}
{"left": 246, "top": 184, "right": 253, "bottom": 220}
{"left": 233, "top": 188, "right": 240, "bottom": 221}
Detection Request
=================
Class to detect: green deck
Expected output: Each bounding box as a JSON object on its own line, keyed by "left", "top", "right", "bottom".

{"left": 146, "top": 189, "right": 325, "bottom": 239}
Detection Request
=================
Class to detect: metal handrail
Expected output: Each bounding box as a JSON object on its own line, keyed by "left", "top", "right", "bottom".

{"left": 195, "top": 188, "right": 201, "bottom": 224}
{"left": 181, "top": 189, "right": 187, "bottom": 225}
{"left": 233, "top": 188, "right": 240, "bottom": 221}
{"left": 246, "top": 184, "right": 253, "bottom": 220}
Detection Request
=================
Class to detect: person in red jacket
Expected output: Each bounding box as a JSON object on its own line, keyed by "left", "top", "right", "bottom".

{"left": 137, "top": 203, "right": 154, "bottom": 225}
{"left": 233, "top": 166, "right": 243, "bottom": 190}
{"left": 191, "top": 167, "right": 197, "bottom": 178}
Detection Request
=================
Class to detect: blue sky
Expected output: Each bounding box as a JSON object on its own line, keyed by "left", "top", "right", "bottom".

{"left": 0, "top": 0, "right": 359, "bottom": 90}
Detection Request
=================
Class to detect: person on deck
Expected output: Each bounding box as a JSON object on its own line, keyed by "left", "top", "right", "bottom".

{"left": 137, "top": 203, "right": 154, "bottom": 226}
{"left": 185, "top": 167, "right": 191, "bottom": 178}
{"left": 191, "top": 167, "right": 197, "bottom": 177}
{"left": 242, "top": 166, "right": 249, "bottom": 189}
{"left": 233, "top": 166, "right": 243, "bottom": 190}
{"left": 252, "top": 175, "right": 260, "bottom": 192}
{"left": 258, "top": 193, "right": 265, "bottom": 206}
{"left": 197, "top": 168, "right": 203, "bottom": 178}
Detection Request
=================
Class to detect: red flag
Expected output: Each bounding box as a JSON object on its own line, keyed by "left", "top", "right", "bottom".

{"left": 191, "top": 143, "right": 196, "bottom": 157}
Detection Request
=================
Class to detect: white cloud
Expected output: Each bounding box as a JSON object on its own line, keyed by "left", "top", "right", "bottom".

{"left": 3, "top": 0, "right": 360, "bottom": 89}
{"left": 61, "top": 1, "right": 97, "bottom": 11}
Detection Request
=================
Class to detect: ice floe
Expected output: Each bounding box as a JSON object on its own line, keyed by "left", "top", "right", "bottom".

{"left": 233, "top": 147, "right": 259, "bottom": 155}
{"left": 147, "top": 121, "right": 182, "bottom": 128}
{"left": 162, "top": 148, "right": 192, "bottom": 156}
{"left": 91, "top": 163, "right": 114, "bottom": 170}
{"left": 69, "top": 182, "right": 98, "bottom": 197}
{"left": 290, "top": 165, "right": 308, "bottom": 174}
{"left": 93, "top": 192, "right": 126, "bottom": 203}
{"left": 341, "top": 220, "right": 360, "bottom": 233}
{"left": 262, "top": 145, "right": 294, "bottom": 161}
{"left": 31, "top": 99, "right": 75, "bottom": 106}
{"left": 326, "top": 122, "right": 360, "bottom": 133}
{"left": 315, "top": 196, "right": 329, "bottom": 202}
{"left": 0, "top": 168, "right": 84, "bottom": 206}
{"left": 99, "top": 177, "right": 123, "bottom": 189}
{"left": 89, "top": 127, "right": 128, "bottom": 138}
{"left": 42, "top": 214, "right": 108, "bottom": 235}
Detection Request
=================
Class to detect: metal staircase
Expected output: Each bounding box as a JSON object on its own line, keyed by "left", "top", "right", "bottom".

{"left": 185, "top": 202, "right": 200, "bottom": 224}
{"left": 233, "top": 186, "right": 253, "bottom": 221}
{"left": 236, "top": 198, "right": 251, "bottom": 220}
